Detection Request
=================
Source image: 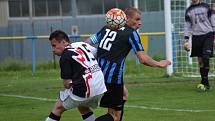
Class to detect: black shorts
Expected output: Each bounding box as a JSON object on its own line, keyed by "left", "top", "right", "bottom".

{"left": 99, "top": 83, "right": 123, "bottom": 110}
{"left": 191, "top": 32, "right": 214, "bottom": 58}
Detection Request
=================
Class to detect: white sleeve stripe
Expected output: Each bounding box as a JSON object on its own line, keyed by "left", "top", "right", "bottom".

{"left": 92, "top": 36, "right": 97, "bottom": 44}
{"left": 90, "top": 34, "right": 98, "bottom": 44}
{"left": 90, "top": 36, "right": 95, "bottom": 43}
{"left": 90, "top": 37, "right": 95, "bottom": 44}
{"left": 92, "top": 36, "right": 96, "bottom": 42}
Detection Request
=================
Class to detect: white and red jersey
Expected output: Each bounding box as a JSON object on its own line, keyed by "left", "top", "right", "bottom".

{"left": 60, "top": 42, "right": 106, "bottom": 101}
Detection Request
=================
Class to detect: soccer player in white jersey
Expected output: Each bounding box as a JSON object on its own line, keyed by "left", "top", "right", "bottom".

{"left": 45, "top": 30, "right": 106, "bottom": 121}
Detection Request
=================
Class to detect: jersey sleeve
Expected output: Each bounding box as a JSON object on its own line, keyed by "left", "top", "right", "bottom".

{"left": 211, "top": 13, "right": 215, "bottom": 32}
{"left": 184, "top": 10, "right": 192, "bottom": 39}
{"left": 90, "top": 28, "right": 103, "bottom": 45}
{"left": 128, "top": 31, "right": 144, "bottom": 53}
{"left": 60, "top": 52, "right": 73, "bottom": 79}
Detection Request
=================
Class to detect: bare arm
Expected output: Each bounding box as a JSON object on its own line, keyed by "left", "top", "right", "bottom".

{"left": 85, "top": 37, "right": 92, "bottom": 44}
{"left": 136, "top": 51, "right": 171, "bottom": 68}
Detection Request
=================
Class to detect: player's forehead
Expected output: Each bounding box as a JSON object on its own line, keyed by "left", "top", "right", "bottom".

{"left": 51, "top": 38, "right": 61, "bottom": 46}
{"left": 129, "top": 11, "right": 141, "bottom": 17}
{"left": 132, "top": 12, "right": 141, "bottom": 20}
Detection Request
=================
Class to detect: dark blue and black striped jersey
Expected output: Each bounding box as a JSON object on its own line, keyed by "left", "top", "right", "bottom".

{"left": 90, "top": 25, "right": 144, "bottom": 85}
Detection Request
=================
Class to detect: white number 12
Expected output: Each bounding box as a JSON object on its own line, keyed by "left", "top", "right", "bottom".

{"left": 99, "top": 29, "right": 117, "bottom": 51}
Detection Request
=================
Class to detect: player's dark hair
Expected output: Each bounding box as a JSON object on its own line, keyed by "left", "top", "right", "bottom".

{"left": 49, "top": 30, "right": 70, "bottom": 42}
{"left": 124, "top": 7, "right": 141, "bottom": 18}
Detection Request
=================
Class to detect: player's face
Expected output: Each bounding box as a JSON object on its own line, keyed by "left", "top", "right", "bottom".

{"left": 126, "top": 12, "right": 142, "bottom": 30}
{"left": 50, "top": 39, "right": 67, "bottom": 56}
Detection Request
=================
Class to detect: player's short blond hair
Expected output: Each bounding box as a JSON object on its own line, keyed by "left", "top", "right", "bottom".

{"left": 124, "top": 7, "right": 141, "bottom": 18}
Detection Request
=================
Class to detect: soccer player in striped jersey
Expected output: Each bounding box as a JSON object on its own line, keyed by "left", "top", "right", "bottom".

{"left": 87, "top": 7, "right": 171, "bottom": 121}
{"left": 45, "top": 30, "right": 106, "bottom": 121}
{"left": 184, "top": 0, "right": 215, "bottom": 91}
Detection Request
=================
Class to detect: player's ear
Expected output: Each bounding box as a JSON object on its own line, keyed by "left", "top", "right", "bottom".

{"left": 62, "top": 39, "right": 68, "bottom": 45}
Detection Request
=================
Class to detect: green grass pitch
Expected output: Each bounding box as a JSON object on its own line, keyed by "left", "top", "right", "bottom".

{"left": 0, "top": 62, "right": 215, "bottom": 121}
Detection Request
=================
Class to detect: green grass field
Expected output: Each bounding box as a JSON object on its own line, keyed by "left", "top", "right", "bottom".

{"left": 0, "top": 60, "right": 215, "bottom": 121}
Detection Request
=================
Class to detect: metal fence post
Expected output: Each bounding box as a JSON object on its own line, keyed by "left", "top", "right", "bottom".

{"left": 31, "top": 38, "right": 36, "bottom": 75}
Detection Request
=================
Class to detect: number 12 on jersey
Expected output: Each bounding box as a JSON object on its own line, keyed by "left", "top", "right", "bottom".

{"left": 99, "top": 29, "right": 117, "bottom": 51}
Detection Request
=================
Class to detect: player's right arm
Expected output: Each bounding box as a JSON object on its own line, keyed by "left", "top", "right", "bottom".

{"left": 86, "top": 28, "right": 103, "bottom": 45}
{"left": 184, "top": 9, "right": 192, "bottom": 51}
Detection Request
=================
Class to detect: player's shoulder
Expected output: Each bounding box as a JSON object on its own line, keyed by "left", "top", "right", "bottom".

{"left": 99, "top": 26, "right": 109, "bottom": 32}
{"left": 71, "top": 42, "right": 96, "bottom": 52}
{"left": 187, "top": 2, "right": 209, "bottom": 12}
{"left": 200, "top": 2, "right": 210, "bottom": 8}
{"left": 71, "top": 42, "right": 90, "bottom": 47}
{"left": 71, "top": 41, "right": 84, "bottom": 46}
{"left": 60, "top": 48, "right": 74, "bottom": 62}
{"left": 118, "top": 24, "right": 134, "bottom": 34}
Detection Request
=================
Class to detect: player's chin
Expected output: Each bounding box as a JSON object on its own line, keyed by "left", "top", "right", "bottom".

{"left": 136, "top": 26, "right": 140, "bottom": 30}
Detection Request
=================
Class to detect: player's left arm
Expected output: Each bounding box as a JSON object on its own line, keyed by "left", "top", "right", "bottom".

{"left": 129, "top": 31, "right": 171, "bottom": 68}
{"left": 209, "top": 9, "right": 215, "bottom": 47}
{"left": 184, "top": 9, "right": 192, "bottom": 51}
{"left": 136, "top": 51, "right": 171, "bottom": 68}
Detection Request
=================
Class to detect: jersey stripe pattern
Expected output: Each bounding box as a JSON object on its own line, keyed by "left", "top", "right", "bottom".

{"left": 90, "top": 33, "right": 101, "bottom": 44}
{"left": 97, "top": 57, "right": 125, "bottom": 84}
{"left": 90, "top": 25, "right": 144, "bottom": 85}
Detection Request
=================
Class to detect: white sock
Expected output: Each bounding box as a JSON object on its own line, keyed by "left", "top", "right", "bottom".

{"left": 45, "top": 117, "right": 57, "bottom": 121}
{"left": 84, "top": 114, "right": 94, "bottom": 121}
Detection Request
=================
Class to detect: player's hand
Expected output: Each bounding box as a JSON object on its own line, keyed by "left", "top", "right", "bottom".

{"left": 213, "top": 39, "right": 215, "bottom": 47}
{"left": 158, "top": 60, "right": 171, "bottom": 68}
{"left": 63, "top": 79, "right": 73, "bottom": 89}
{"left": 213, "top": 34, "right": 215, "bottom": 47}
{"left": 184, "top": 41, "right": 190, "bottom": 51}
{"left": 123, "top": 86, "right": 129, "bottom": 101}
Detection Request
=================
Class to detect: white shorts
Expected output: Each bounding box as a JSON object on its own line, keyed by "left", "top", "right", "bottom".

{"left": 59, "top": 91, "right": 103, "bottom": 110}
